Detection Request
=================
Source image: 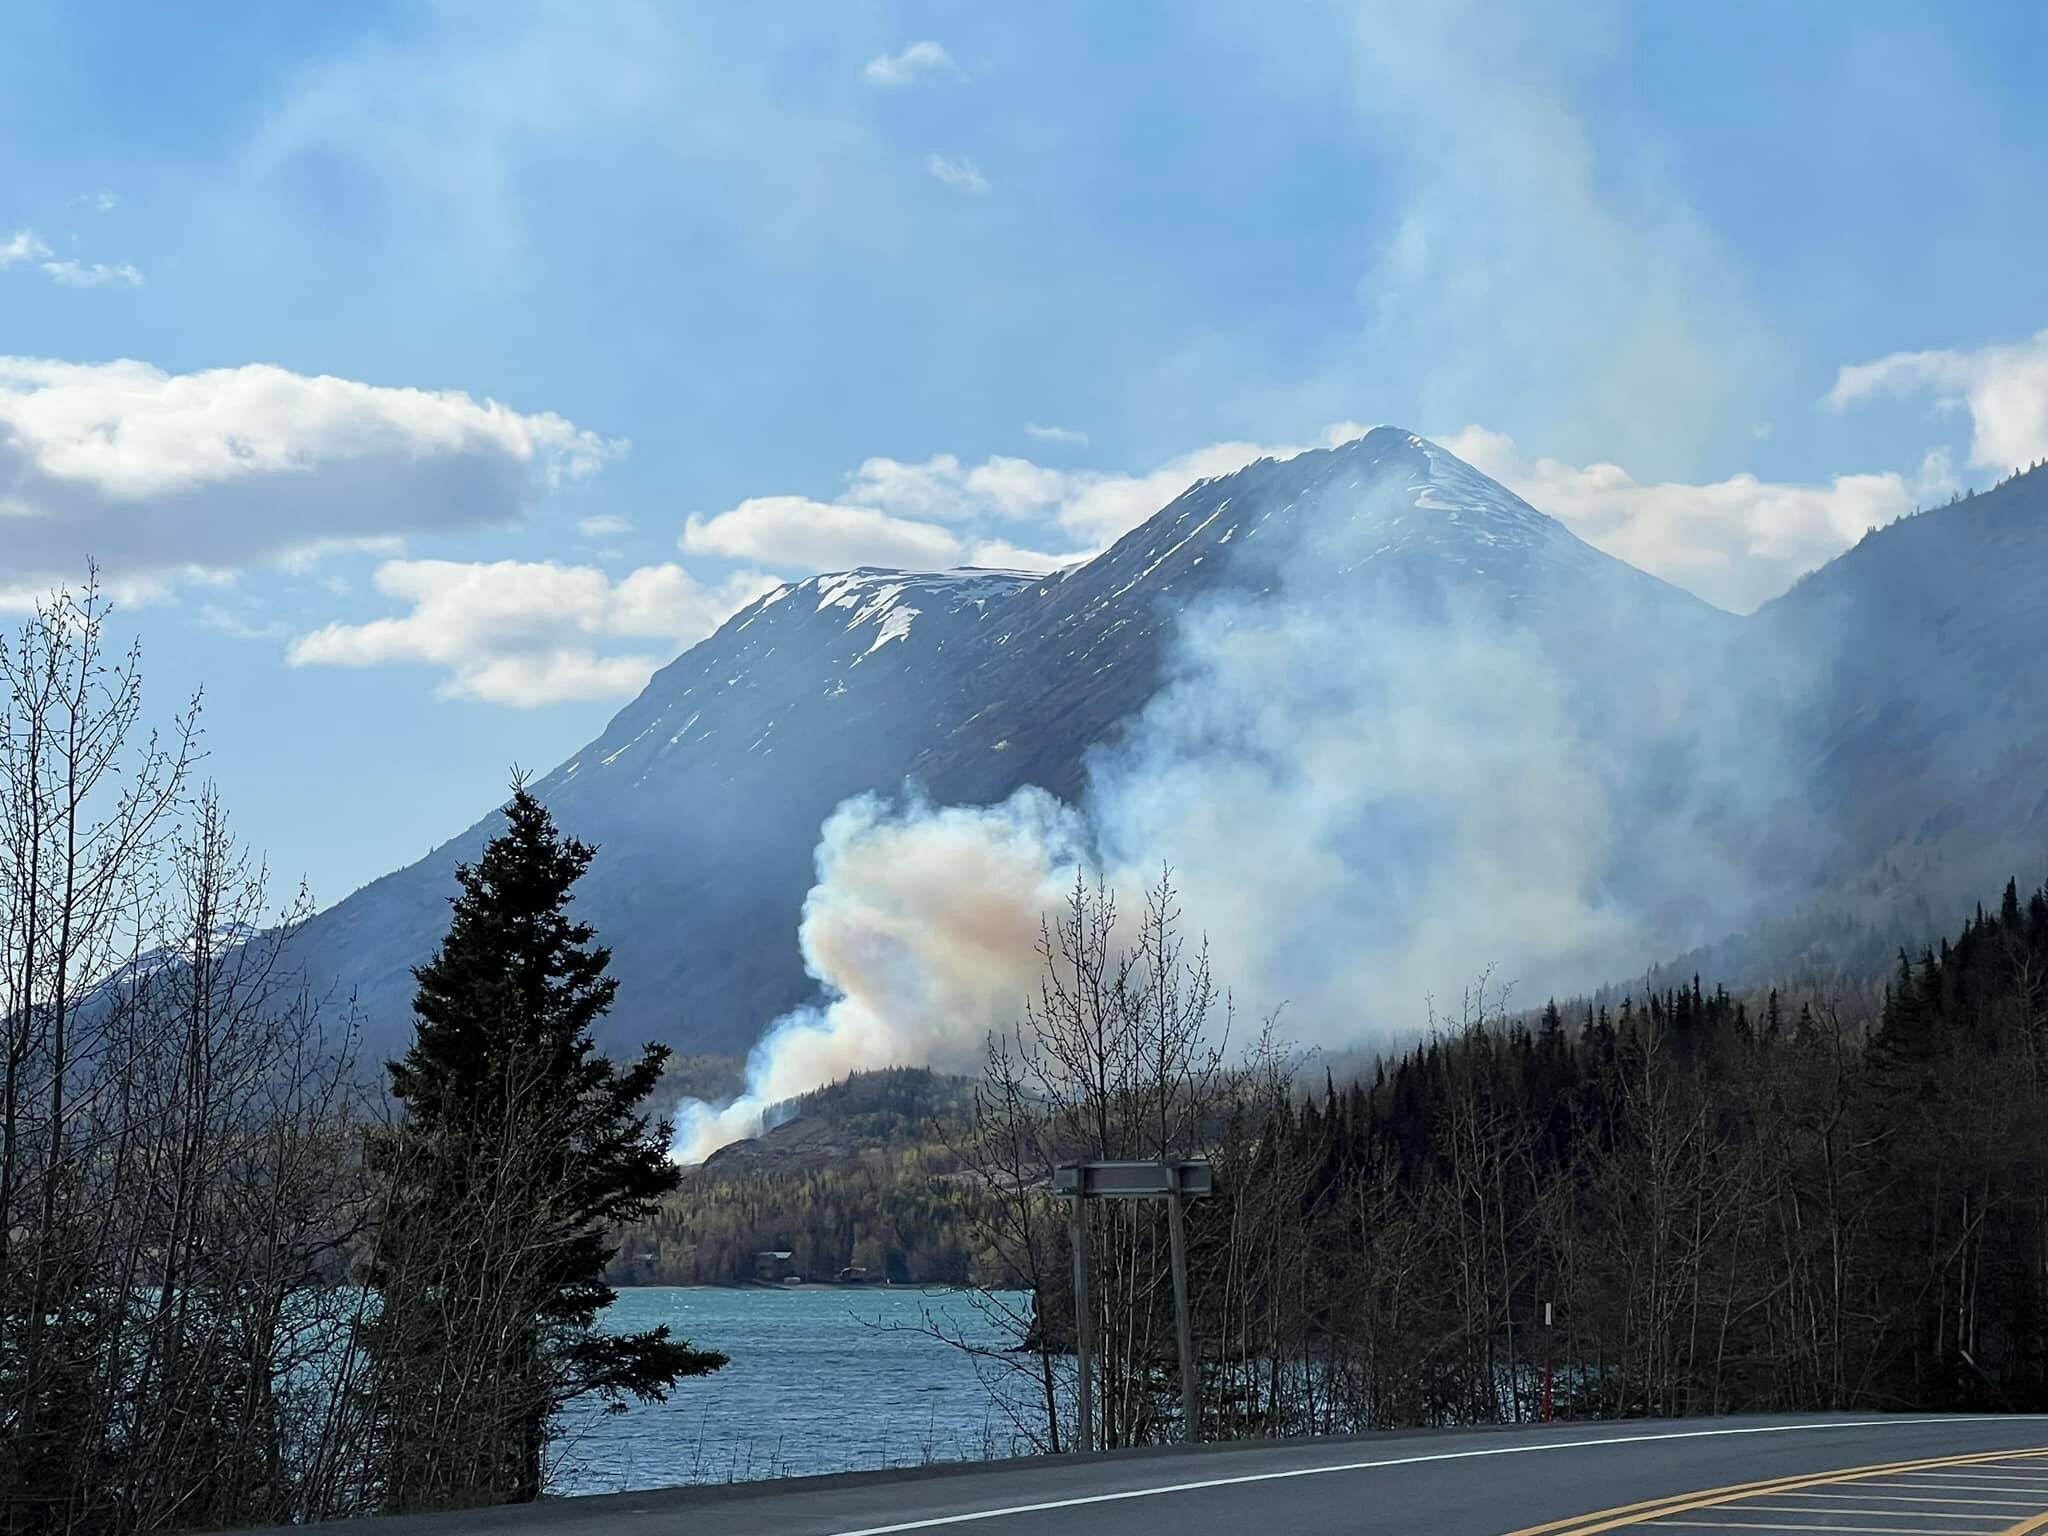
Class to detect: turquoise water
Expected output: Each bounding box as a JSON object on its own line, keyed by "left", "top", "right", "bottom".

{"left": 550, "top": 1287, "right": 1041, "bottom": 1495}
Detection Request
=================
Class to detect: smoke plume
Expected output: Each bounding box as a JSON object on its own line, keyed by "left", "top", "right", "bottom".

{"left": 671, "top": 789, "right": 1089, "bottom": 1162}
{"left": 674, "top": 444, "right": 1769, "bottom": 1159}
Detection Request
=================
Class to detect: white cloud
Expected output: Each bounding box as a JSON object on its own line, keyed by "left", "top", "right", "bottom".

{"left": 197, "top": 604, "right": 289, "bottom": 642}
{"left": 289, "top": 559, "right": 776, "bottom": 706}
{"left": 450, "top": 650, "right": 664, "bottom": 705}
{"left": 681, "top": 422, "right": 1370, "bottom": 578}
{"left": 970, "top": 457, "right": 1076, "bottom": 520}
{"left": 0, "top": 229, "right": 49, "bottom": 266}
{"left": 0, "top": 356, "right": 624, "bottom": 589}
{"left": 1829, "top": 329, "right": 2048, "bottom": 473}
{"left": 275, "top": 536, "right": 406, "bottom": 575}
{"left": 1050, "top": 431, "right": 1368, "bottom": 546}
{"left": 963, "top": 539, "right": 1074, "bottom": 574}
{"left": 41, "top": 258, "right": 143, "bottom": 289}
{"left": 1025, "top": 422, "right": 1088, "bottom": 446}
{"left": 578, "top": 513, "right": 634, "bottom": 537}
{"left": 864, "top": 41, "right": 956, "bottom": 87}
{"left": 926, "top": 154, "right": 990, "bottom": 195}
{"left": 683, "top": 497, "right": 967, "bottom": 571}
{"left": 71, "top": 191, "right": 117, "bottom": 212}
{"left": 0, "top": 570, "right": 185, "bottom": 615}
{"left": 837, "top": 453, "right": 977, "bottom": 522}
{"left": 843, "top": 453, "right": 1072, "bottom": 523}
{"left": 1, "top": 227, "right": 144, "bottom": 287}
{"left": 1440, "top": 426, "right": 1950, "bottom": 613}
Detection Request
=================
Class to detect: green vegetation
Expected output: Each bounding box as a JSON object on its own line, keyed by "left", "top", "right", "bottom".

{"left": 621, "top": 1154, "right": 991, "bottom": 1287}
{"left": 0, "top": 586, "right": 738, "bottom": 1533}
{"left": 614, "top": 1069, "right": 1008, "bottom": 1287}
{"left": 365, "top": 784, "right": 725, "bottom": 1510}
{"left": 1166, "top": 886, "right": 2048, "bottom": 1436}
{"left": 2, "top": 584, "right": 373, "bottom": 1535}
{"left": 770, "top": 1065, "right": 977, "bottom": 1146}
{"left": 625, "top": 873, "right": 2048, "bottom": 1450}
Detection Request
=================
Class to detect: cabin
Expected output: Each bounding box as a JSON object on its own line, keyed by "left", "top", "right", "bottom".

{"left": 753, "top": 1250, "right": 798, "bottom": 1283}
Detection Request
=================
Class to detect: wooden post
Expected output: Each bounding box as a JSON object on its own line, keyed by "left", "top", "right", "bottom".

{"left": 1166, "top": 1183, "right": 1200, "bottom": 1441}
{"left": 1071, "top": 1191, "right": 1093, "bottom": 1454}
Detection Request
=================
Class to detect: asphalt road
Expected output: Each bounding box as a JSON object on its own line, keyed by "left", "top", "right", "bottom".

{"left": 250, "top": 1414, "right": 2048, "bottom": 1536}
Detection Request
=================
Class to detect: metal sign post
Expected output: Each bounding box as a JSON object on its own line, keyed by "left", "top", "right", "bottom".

{"left": 1165, "top": 1182, "right": 1197, "bottom": 1439}
{"left": 1054, "top": 1159, "right": 1215, "bottom": 1452}
{"left": 1068, "top": 1187, "right": 1093, "bottom": 1454}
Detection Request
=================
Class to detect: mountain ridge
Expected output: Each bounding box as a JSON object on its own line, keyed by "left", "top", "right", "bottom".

{"left": 287, "top": 430, "right": 2048, "bottom": 1060}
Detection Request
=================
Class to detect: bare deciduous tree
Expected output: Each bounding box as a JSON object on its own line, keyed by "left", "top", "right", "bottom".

{"left": 1, "top": 579, "right": 378, "bottom": 1535}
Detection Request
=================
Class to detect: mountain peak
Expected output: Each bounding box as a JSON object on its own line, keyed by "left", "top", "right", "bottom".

{"left": 1039, "top": 423, "right": 1627, "bottom": 629}
{"left": 288, "top": 418, "right": 1731, "bottom": 1061}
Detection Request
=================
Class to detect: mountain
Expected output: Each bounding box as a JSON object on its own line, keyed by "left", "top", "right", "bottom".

{"left": 909, "top": 430, "right": 1737, "bottom": 807}
{"left": 292, "top": 427, "right": 1744, "bottom": 1058}
{"left": 1743, "top": 463, "right": 2048, "bottom": 927}
{"left": 287, "top": 565, "right": 1039, "bottom": 1055}
{"left": 290, "top": 431, "right": 2048, "bottom": 1061}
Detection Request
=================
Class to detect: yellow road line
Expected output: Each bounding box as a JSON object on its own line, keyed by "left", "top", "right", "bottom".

{"left": 1996, "top": 1514, "right": 2048, "bottom": 1536}
{"left": 1502, "top": 1448, "right": 2048, "bottom": 1536}
{"left": 1650, "top": 1524, "right": 1989, "bottom": 1534}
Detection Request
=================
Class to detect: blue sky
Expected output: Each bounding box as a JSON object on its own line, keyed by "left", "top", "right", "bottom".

{"left": 4, "top": 0, "right": 2047, "bottom": 909}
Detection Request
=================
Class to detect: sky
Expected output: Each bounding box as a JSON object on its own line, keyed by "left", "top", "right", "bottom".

{"left": 4, "top": 0, "right": 2048, "bottom": 911}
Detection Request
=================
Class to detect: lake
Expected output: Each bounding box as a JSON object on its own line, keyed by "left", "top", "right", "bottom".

{"left": 551, "top": 1287, "right": 1042, "bottom": 1495}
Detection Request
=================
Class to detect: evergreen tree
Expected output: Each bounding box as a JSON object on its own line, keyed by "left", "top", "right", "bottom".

{"left": 364, "top": 784, "right": 724, "bottom": 1512}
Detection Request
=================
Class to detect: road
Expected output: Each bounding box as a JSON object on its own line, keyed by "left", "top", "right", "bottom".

{"left": 256, "top": 1415, "right": 2048, "bottom": 1536}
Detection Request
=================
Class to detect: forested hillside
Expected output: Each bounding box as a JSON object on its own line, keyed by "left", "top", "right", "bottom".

{"left": 1210, "top": 880, "right": 2048, "bottom": 1426}
{"left": 634, "top": 875, "right": 2048, "bottom": 1427}
{"left": 615, "top": 1070, "right": 1003, "bottom": 1286}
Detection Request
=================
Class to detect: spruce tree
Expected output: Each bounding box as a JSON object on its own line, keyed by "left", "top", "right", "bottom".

{"left": 364, "top": 783, "right": 724, "bottom": 1512}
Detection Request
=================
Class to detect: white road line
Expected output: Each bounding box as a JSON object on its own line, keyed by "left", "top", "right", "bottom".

{"left": 1794, "top": 1491, "right": 2048, "bottom": 1506}
{"left": 1735, "top": 1505, "right": 2014, "bottom": 1520}
{"left": 827, "top": 1418, "right": 2043, "bottom": 1536}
